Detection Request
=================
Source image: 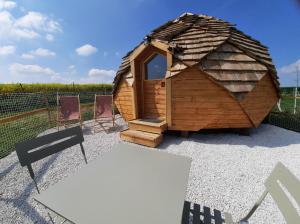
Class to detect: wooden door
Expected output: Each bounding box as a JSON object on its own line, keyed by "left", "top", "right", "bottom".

{"left": 143, "top": 79, "right": 166, "bottom": 119}
{"left": 142, "top": 53, "right": 167, "bottom": 119}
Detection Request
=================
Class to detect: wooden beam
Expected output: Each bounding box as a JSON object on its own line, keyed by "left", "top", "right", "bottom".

{"left": 129, "top": 41, "right": 170, "bottom": 62}
{"left": 166, "top": 78, "right": 172, "bottom": 128}
{"left": 167, "top": 52, "right": 172, "bottom": 69}
{"left": 0, "top": 102, "right": 99, "bottom": 126}
{"left": 129, "top": 44, "right": 146, "bottom": 61}
{"left": 151, "top": 41, "right": 170, "bottom": 52}
{"left": 130, "top": 60, "right": 138, "bottom": 119}
{"left": 166, "top": 51, "right": 173, "bottom": 128}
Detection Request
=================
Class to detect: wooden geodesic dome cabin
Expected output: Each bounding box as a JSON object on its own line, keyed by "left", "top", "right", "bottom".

{"left": 113, "top": 13, "right": 280, "bottom": 147}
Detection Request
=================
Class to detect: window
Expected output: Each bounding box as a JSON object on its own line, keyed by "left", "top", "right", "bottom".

{"left": 145, "top": 54, "right": 167, "bottom": 80}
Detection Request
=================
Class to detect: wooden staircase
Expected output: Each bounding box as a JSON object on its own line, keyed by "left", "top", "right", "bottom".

{"left": 120, "top": 119, "right": 167, "bottom": 147}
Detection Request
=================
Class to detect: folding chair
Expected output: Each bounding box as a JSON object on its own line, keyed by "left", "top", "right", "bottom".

{"left": 182, "top": 162, "right": 300, "bottom": 224}
{"left": 57, "top": 95, "right": 82, "bottom": 130}
{"left": 15, "top": 126, "right": 87, "bottom": 194}
{"left": 93, "top": 94, "right": 115, "bottom": 133}
{"left": 225, "top": 162, "right": 300, "bottom": 224}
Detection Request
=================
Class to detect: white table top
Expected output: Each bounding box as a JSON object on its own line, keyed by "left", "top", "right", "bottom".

{"left": 35, "top": 143, "right": 191, "bottom": 224}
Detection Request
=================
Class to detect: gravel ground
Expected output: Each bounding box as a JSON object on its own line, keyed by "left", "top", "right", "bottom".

{"left": 1, "top": 115, "right": 300, "bottom": 224}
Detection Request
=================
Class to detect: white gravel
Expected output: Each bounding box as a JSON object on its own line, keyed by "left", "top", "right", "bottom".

{"left": 1, "top": 115, "right": 300, "bottom": 224}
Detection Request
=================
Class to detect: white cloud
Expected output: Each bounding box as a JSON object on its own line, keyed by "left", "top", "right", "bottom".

{"left": 4, "top": 64, "right": 116, "bottom": 84}
{"left": 76, "top": 44, "right": 98, "bottom": 56}
{"left": 31, "top": 48, "right": 56, "bottom": 57}
{"left": 21, "top": 53, "right": 34, "bottom": 59}
{"left": 0, "top": 11, "right": 37, "bottom": 39}
{"left": 14, "top": 28, "right": 39, "bottom": 39}
{"left": 67, "top": 64, "right": 76, "bottom": 75}
{"left": 278, "top": 59, "right": 300, "bottom": 86}
{"left": 279, "top": 59, "right": 300, "bottom": 75}
{"left": 9, "top": 63, "right": 57, "bottom": 76}
{"left": 7, "top": 63, "right": 64, "bottom": 83}
{"left": 0, "top": 45, "right": 15, "bottom": 55}
{"left": 45, "top": 33, "right": 54, "bottom": 41}
{"left": 15, "top": 11, "right": 45, "bottom": 29}
{"left": 46, "top": 19, "right": 61, "bottom": 33}
{"left": 0, "top": 10, "right": 62, "bottom": 41}
{"left": 83, "top": 68, "right": 115, "bottom": 83}
{"left": 0, "top": 0, "right": 17, "bottom": 10}
{"left": 20, "top": 6, "right": 26, "bottom": 13}
{"left": 88, "top": 68, "right": 115, "bottom": 77}
{"left": 50, "top": 74, "right": 72, "bottom": 83}
{"left": 15, "top": 11, "right": 62, "bottom": 33}
{"left": 21, "top": 48, "right": 56, "bottom": 59}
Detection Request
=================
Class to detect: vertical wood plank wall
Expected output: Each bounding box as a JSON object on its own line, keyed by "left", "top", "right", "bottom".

{"left": 170, "top": 67, "right": 253, "bottom": 131}
{"left": 143, "top": 80, "right": 166, "bottom": 119}
{"left": 241, "top": 74, "right": 278, "bottom": 127}
{"left": 114, "top": 75, "right": 134, "bottom": 121}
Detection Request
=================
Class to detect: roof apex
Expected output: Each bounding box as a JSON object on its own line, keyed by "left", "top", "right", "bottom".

{"left": 178, "top": 12, "right": 194, "bottom": 17}
{"left": 113, "top": 13, "right": 278, "bottom": 93}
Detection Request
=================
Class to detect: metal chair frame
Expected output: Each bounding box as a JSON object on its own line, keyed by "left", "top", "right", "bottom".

{"left": 57, "top": 94, "right": 82, "bottom": 131}
{"left": 93, "top": 94, "right": 115, "bottom": 134}
{"left": 225, "top": 162, "right": 300, "bottom": 224}
{"left": 15, "top": 126, "right": 87, "bottom": 194}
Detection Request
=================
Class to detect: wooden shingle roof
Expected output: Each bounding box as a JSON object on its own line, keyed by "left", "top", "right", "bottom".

{"left": 113, "top": 13, "right": 278, "bottom": 96}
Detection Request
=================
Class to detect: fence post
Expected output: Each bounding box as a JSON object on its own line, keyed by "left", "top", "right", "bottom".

{"left": 19, "top": 83, "right": 24, "bottom": 92}
{"left": 56, "top": 92, "right": 59, "bottom": 131}
{"left": 43, "top": 92, "right": 52, "bottom": 127}
{"left": 277, "top": 98, "right": 282, "bottom": 112}
{"left": 294, "top": 87, "right": 297, "bottom": 114}
{"left": 294, "top": 67, "right": 299, "bottom": 114}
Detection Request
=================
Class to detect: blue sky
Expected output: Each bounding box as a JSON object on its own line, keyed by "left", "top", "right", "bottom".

{"left": 0, "top": 0, "right": 299, "bottom": 86}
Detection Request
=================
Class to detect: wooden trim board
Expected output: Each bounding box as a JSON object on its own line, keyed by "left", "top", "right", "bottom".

{"left": 0, "top": 108, "right": 48, "bottom": 125}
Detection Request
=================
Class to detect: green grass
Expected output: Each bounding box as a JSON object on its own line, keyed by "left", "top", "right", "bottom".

{"left": 280, "top": 87, "right": 298, "bottom": 96}
{"left": 0, "top": 92, "right": 105, "bottom": 119}
{"left": 0, "top": 87, "right": 113, "bottom": 159}
{"left": 0, "top": 112, "right": 54, "bottom": 158}
{"left": 0, "top": 83, "right": 113, "bottom": 93}
{"left": 0, "top": 109, "right": 95, "bottom": 159}
{"left": 275, "top": 96, "right": 300, "bottom": 114}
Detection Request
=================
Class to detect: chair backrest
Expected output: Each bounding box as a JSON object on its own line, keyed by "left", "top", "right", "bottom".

{"left": 16, "top": 126, "right": 84, "bottom": 179}
{"left": 58, "top": 95, "right": 80, "bottom": 121}
{"left": 94, "top": 95, "right": 113, "bottom": 119}
{"left": 265, "top": 162, "right": 300, "bottom": 223}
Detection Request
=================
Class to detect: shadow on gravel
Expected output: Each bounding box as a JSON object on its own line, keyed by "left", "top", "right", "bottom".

{"left": 0, "top": 161, "right": 18, "bottom": 181}
{"left": 82, "top": 116, "right": 127, "bottom": 136}
{"left": 182, "top": 201, "right": 226, "bottom": 224}
{"left": 0, "top": 152, "right": 62, "bottom": 224}
{"left": 158, "top": 124, "right": 300, "bottom": 149}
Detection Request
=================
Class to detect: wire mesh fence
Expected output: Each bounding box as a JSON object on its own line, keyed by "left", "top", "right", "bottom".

{"left": 1, "top": 90, "right": 300, "bottom": 159}
{"left": 268, "top": 112, "right": 300, "bottom": 133}
{"left": 0, "top": 91, "right": 111, "bottom": 159}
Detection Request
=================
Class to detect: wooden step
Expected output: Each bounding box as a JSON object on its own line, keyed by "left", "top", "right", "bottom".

{"left": 120, "top": 129, "right": 163, "bottom": 148}
{"left": 128, "top": 119, "right": 167, "bottom": 134}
